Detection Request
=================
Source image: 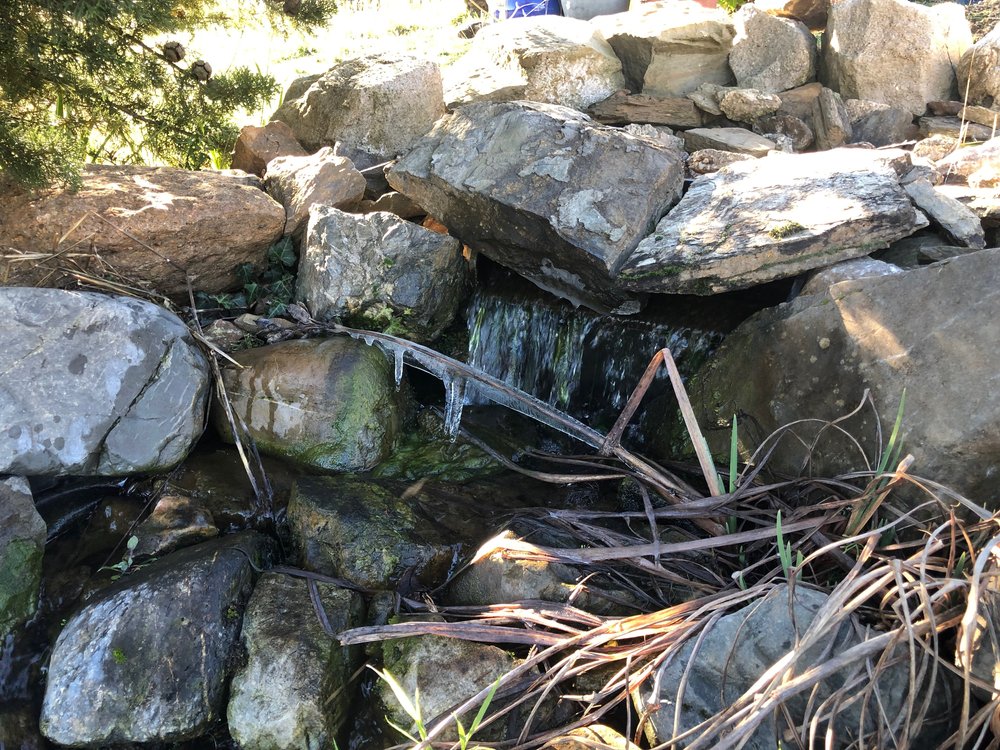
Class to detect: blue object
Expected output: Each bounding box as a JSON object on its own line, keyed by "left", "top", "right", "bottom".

{"left": 493, "top": 0, "right": 561, "bottom": 19}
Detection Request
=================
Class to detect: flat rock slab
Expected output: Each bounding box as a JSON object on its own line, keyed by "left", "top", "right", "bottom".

{"left": 904, "top": 179, "right": 986, "bottom": 248}
{"left": 40, "top": 532, "right": 273, "bottom": 746}
{"left": 619, "top": 149, "right": 920, "bottom": 294}
{"left": 388, "top": 100, "right": 684, "bottom": 312}
{"left": 0, "top": 165, "right": 284, "bottom": 298}
{"left": 0, "top": 289, "right": 210, "bottom": 475}
{"left": 681, "top": 127, "right": 776, "bottom": 156}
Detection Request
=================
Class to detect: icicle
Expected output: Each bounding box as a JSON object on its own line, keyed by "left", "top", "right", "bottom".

{"left": 442, "top": 377, "right": 467, "bottom": 442}
{"left": 393, "top": 348, "right": 404, "bottom": 390}
{"left": 361, "top": 335, "right": 375, "bottom": 347}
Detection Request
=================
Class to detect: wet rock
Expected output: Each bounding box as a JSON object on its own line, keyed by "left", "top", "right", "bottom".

{"left": 378, "top": 635, "right": 532, "bottom": 742}
{"left": 450, "top": 16, "right": 625, "bottom": 110}
{"left": 692, "top": 248, "right": 1000, "bottom": 505}
{"left": 619, "top": 148, "right": 920, "bottom": 294}
{"left": 904, "top": 179, "right": 986, "bottom": 249}
{"left": 227, "top": 572, "right": 364, "bottom": 750}
{"left": 799, "top": 257, "right": 903, "bottom": 296}
{"left": 214, "top": 337, "right": 402, "bottom": 472}
{"left": 296, "top": 206, "right": 472, "bottom": 342}
{"left": 288, "top": 475, "right": 461, "bottom": 590}
{"left": 958, "top": 24, "right": 1000, "bottom": 108}
{"left": 388, "top": 101, "right": 684, "bottom": 313}
{"left": 810, "top": 87, "right": 852, "bottom": 150}
{"left": 1, "top": 289, "right": 210, "bottom": 475}
{"left": 820, "top": 0, "right": 972, "bottom": 115}
{"left": 688, "top": 148, "right": 755, "bottom": 174}
{"left": 718, "top": 88, "right": 782, "bottom": 122}
{"left": 447, "top": 533, "right": 635, "bottom": 615}
{"left": 40, "top": 532, "right": 273, "bottom": 746}
{"left": 271, "top": 55, "right": 445, "bottom": 160}
{"left": 133, "top": 494, "right": 218, "bottom": 558}
{"left": 0, "top": 166, "right": 285, "bottom": 298}
{"left": 0, "top": 478, "right": 45, "bottom": 638}
{"left": 596, "top": 3, "right": 736, "bottom": 97}
{"left": 263, "top": 147, "right": 366, "bottom": 236}
{"left": 0, "top": 703, "right": 47, "bottom": 750}
{"left": 642, "top": 584, "right": 955, "bottom": 748}
{"left": 753, "top": 113, "right": 813, "bottom": 151}
{"left": 680, "top": 127, "right": 776, "bottom": 156}
{"left": 729, "top": 6, "right": 817, "bottom": 93}
{"left": 232, "top": 121, "right": 308, "bottom": 177}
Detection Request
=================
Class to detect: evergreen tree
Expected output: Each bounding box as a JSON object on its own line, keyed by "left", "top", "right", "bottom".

{"left": 0, "top": 0, "right": 335, "bottom": 188}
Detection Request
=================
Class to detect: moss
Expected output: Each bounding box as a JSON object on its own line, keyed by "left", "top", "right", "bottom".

{"left": 112, "top": 647, "right": 127, "bottom": 664}
{"left": 768, "top": 221, "right": 806, "bottom": 239}
{"left": 623, "top": 263, "right": 686, "bottom": 281}
{"left": 0, "top": 538, "right": 43, "bottom": 637}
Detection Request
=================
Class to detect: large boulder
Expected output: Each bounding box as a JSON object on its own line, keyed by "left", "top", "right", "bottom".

{"left": 296, "top": 206, "right": 472, "bottom": 342}
{"left": 227, "top": 572, "right": 364, "bottom": 750}
{"left": 729, "top": 5, "right": 817, "bottom": 94}
{"left": 642, "top": 584, "right": 954, "bottom": 748}
{"left": 270, "top": 55, "right": 445, "bottom": 160}
{"left": 0, "top": 478, "right": 45, "bottom": 639}
{"left": 1, "top": 289, "right": 210, "bottom": 475}
{"left": 263, "top": 147, "right": 365, "bottom": 236}
{"left": 692, "top": 248, "right": 1000, "bottom": 506}
{"left": 0, "top": 166, "right": 284, "bottom": 298}
{"left": 618, "top": 149, "right": 921, "bottom": 294}
{"left": 40, "top": 532, "right": 273, "bottom": 746}
{"left": 388, "top": 101, "right": 685, "bottom": 312}
{"left": 213, "top": 338, "right": 402, "bottom": 472}
{"left": 820, "top": 0, "right": 972, "bottom": 115}
{"left": 958, "top": 24, "right": 1000, "bottom": 108}
{"left": 595, "top": 2, "right": 736, "bottom": 97}
{"left": 449, "top": 16, "right": 625, "bottom": 110}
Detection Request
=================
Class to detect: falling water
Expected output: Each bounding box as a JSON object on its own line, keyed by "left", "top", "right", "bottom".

{"left": 466, "top": 269, "right": 749, "bottom": 449}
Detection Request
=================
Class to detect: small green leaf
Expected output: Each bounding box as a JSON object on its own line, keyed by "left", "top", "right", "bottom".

{"left": 126, "top": 535, "right": 139, "bottom": 551}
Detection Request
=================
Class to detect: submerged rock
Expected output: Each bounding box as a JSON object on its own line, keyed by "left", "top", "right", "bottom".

{"left": 228, "top": 572, "right": 364, "bottom": 750}
{"left": 618, "top": 149, "right": 921, "bottom": 294}
{"left": 297, "top": 206, "right": 472, "bottom": 342}
{"left": 40, "top": 532, "right": 273, "bottom": 746}
{"left": 213, "top": 337, "right": 402, "bottom": 473}
{"left": 0, "top": 478, "right": 45, "bottom": 639}
{"left": 692, "top": 248, "right": 1000, "bottom": 506}
{"left": 0, "top": 289, "right": 210, "bottom": 476}
{"left": 132, "top": 493, "right": 219, "bottom": 558}
{"left": 388, "top": 101, "right": 684, "bottom": 312}
{"left": 0, "top": 166, "right": 284, "bottom": 298}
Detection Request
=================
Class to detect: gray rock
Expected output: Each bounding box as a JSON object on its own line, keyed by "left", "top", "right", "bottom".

{"left": 40, "top": 532, "right": 273, "bottom": 746}
{"left": 718, "top": 88, "right": 782, "bottom": 122}
{"left": 904, "top": 179, "right": 987, "bottom": 248}
{"left": 820, "top": 0, "right": 973, "bottom": 115}
{"left": 287, "top": 475, "right": 460, "bottom": 590}
{"left": 213, "top": 338, "right": 402, "bottom": 472}
{"left": 729, "top": 5, "right": 817, "bottom": 94}
{"left": 263, "top": 147, "right": 366, "bottom": 236}
{"left": 681, "top": 127, "right": 776, "bottom": 156}
{"left": 687, "top": 82, "right": 726, "bottom": 116}
{"left": 296, "top": 206, "right": 471, "bottom": 342}
{"left": 595, "top": 4, "right": 736, "bottom": 97}
{"left": 643, "top": 584, "right": 954, "bottom": 748}
{"left": 387, "top": 101, "right": 684, "bottom": 312}
{"left": 848, "top": 106, "right": 915, "bottom": 146}
{"left": 688, "top": 148, "right": 755, "bottom": 174}
{"left": 811, "top": 87, "right": 852, "bottom": 150}
{"left": 958, "top": 23, "right": 1000, "bottom": 108}
{"left": 619, "top": 149, "right": 920, "bottom": 294}
{"left": 378, "top": 635, "right": 530, "bottom": 742}
{"left": 271, "top": 55, "right": 445, "bottom": 159}
{"left": 227, "top": 572, "right": 364, "bottom": 750}
{"left": 0, "top": 166, "right": 285, "bottom": 298}
{"left": 799, "top": 257, "right": 903, "bottom": 296}
{"left": 935, "top": 184, "right": 1000, "bottom": 224}
{"left": 692, "top": 248, "right": 1000, "bottom": 505}
{"left": 753, "top": 113, "right": 814, "bottom": 151}
{"left": 0, "top": 477, "right": 45, "bottom": 638}
{"left": 449, "top": 16, "right": 625, "bottom": 110}
{"left": 918, "top": 115, "right": 996, "bottom": 143}
{"left": 0, "top": 290, "right": 210, "bottom": 476}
